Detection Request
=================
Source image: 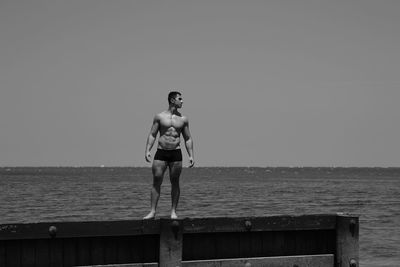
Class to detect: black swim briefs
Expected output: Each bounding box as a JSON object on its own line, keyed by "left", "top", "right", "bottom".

{"left": 154, "top": 149, "right": 182, "bottom": 162}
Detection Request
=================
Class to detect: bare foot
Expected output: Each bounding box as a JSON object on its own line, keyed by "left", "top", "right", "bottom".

{"left": 171, "top": 211, "right": 178, "bottom": 219}
{"left": 143, "top": 211, "right": 156, "bottom": 220}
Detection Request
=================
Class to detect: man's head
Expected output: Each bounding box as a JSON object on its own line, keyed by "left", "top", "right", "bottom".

{"left": 168, "top": 91, "right": 183, "bottom": 108}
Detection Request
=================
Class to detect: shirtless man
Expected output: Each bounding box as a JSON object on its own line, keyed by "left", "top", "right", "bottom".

{"left": 143, "top": 91, "right": 194, "bottom": 219}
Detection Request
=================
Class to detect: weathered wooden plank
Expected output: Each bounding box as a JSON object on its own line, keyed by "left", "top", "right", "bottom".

{"left": 63, "top": 238, "right": 78, "bottom": 267}
{"left": 186, "top": 230, "right": 299, "bottom": 261}
{"left": 238, "top": 232, "right": 251, "bottom": 258}
{"left": 104, "top": 237, "right": 118, "bottom": 264}
{"left": 0, "top": 215, "right": 336, "bottom": 241}
{"left": 182, "top": 233, "right": 216, "bottom": 261}
{"left": 90, "top": 237, "right": 105, "bottom": 265}
{"left": 35, "top": 239, "right": 50, "bottom": 267}
{"left": 215, "top": 233, "right": 240, "bottom": 259}
{"left": 130, "top": 236, "right": 144, "bottom": 263}
{"left": 20, "top": 239, "right": 35, "bottom": 267}
{"left": 250, "top": 231, "right": 263, "bottom": 257}
{"left": 78, "top": 263, "right": 158, "bottom": 267}
{"left": 320, "top": 229, "right": 336, "bottom": 254}
{"left": 49, "top": 238, "right": 63, "bottom": 267}
{"left": 261, "top": 231, "right": 284, "bottom": 256}
{"left": 182, "top": 254, "right": 334, "bottom": 267}
{"left": 141, "top": 235, "right": 159, "bottom": 263}
{"left": 159, "top": 219, "right": 182, "bottom": 267}
{"left": 294, "top": 230, "right": 314, "bottom": 255}
{"left": 0, "top": 240, "right": 6, "bottom": 267}
{"left": 336, "top": 215, "right": 359, "bottom": 267}
{"left": 116, "top": 237, "right": 132, "bottom": 263}
{"left": 0, "top": 220, "right": 159, "bottom": 240}
{"left": 259, "top": 229, "right": 336, "bottom": 257}
{"left": 5, "top": 240, "right": 21, "bottom": 267}
{"left": 77, "top": 237, "right": 92, "bottom": 266}
{"left": 238, "top": 232, "right": 262, "bottom": 258}
{"left": 283, "top": 231, "right": 297, "bottom": 256}
{"left": 304, "top": 230, "right": 336, "bottom": 255}
{"left": 183, "top": 215, "right": 336, "bottom": 233}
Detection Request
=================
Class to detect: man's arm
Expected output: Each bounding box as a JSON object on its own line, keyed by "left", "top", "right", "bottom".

{"left": 145, "top": 115, "right": 159, "bottom": 162}
{"left": 182, "top": 117, "right": 194, "bottom": 167}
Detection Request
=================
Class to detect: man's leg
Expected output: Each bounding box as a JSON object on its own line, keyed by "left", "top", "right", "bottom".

{"left": 168, "top": 161, "right": 182, "bottom": 219}
{"left": 143, "top": 160, "right": 167, "bottom": 219}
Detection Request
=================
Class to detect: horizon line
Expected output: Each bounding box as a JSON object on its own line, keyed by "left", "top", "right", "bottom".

{"left": 1, "top": 165, "right": 399, "bottom": 169}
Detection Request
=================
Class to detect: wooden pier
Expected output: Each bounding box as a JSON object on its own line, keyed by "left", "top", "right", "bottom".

{"left": 0, "top": 214, "right": 358, "bottom": 267}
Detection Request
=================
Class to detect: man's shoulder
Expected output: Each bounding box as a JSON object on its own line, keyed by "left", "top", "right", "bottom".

{"left": 181, "top": 114, "right": 189, "bottom": 123}
{"left": 153, "top": 112, "right": 164, "bottom": 121}
{"left": 155, "top": 110, "right": 168, "bottom": 117}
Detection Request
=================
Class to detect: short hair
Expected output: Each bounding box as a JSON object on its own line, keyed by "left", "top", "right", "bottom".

{"left": 168, "top": 91, "right": 181, "bottom": 104}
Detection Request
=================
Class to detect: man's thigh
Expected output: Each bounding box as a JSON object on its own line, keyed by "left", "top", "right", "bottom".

{"left": 168, "top": 161, "right": 182, "bottom": 182}
{"left": 152, "top": 160, "right": 168, "bottom": 179}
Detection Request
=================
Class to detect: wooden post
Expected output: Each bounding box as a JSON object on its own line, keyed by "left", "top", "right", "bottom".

{"left": 159, "top": 219, "right": 183, "bottom": 267}
{"left": 336, "top": 214, "right": 359, "bottom": 267}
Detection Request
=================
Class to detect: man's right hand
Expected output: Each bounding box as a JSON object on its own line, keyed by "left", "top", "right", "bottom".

{"left": 145, "top": 151, "right": 152, "bottom": 163}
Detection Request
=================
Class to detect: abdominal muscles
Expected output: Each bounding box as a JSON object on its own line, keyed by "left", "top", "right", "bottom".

{"left": 159, "top": 128, "right": 181, "bottom": 149}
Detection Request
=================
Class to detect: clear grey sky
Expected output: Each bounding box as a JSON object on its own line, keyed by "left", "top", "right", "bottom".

{"left": 1, "top": 0, "right": 399, "bottom": 167}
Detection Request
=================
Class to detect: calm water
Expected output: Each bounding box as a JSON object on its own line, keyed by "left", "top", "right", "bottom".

{"left": 0, "top": 167, "right": 399, "bottom": 266}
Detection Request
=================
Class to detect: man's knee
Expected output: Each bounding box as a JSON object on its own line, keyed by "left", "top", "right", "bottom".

{"left": 153, "top": 175, "right": 163, "bottom": 187}
{"left": 170, "top": 175, "right": 180, "bottom": 186}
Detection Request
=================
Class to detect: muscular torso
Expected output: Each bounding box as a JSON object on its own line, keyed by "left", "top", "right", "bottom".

{"left": 157, "top": 111, "right": 186, "bottom": 150}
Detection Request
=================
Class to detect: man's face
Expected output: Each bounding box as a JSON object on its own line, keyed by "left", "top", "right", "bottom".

{"left": 173, "top": 95, "right": 183, "bottom": 108}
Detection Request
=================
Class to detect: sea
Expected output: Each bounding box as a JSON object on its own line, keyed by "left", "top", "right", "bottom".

{"left": 0, "top": 167, "right": 399, "bottom": 266}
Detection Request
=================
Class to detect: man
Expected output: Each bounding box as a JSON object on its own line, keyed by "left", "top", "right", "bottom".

{"left": 143, "top": 91, "right": 194, "bottom": 219}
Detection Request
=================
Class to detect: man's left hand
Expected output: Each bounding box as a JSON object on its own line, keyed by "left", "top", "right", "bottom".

{"left": 188, "top": 157, "right": 195, "bottom": 168}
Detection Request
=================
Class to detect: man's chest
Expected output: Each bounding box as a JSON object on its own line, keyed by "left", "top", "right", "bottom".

{"left": 159, "top": 116, "right": 185, "bottom": 129}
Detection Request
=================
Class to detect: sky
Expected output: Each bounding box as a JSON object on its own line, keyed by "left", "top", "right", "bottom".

{"left": 1, "top": 0, "right": 399, "bottom": 167}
